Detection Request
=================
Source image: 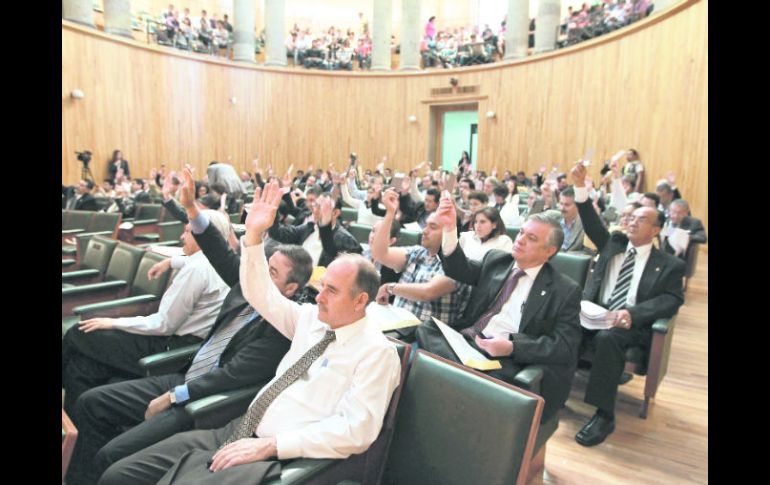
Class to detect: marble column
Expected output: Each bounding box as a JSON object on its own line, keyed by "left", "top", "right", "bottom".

{"left": 534, "top": 0, "right": 560, "bottom": 54}
{"left": 371, "top": 0, "right": 392, "bottom": 71}
{"left": 503, "top": 0, "right": 529, "bottom": 60}
{"left": 104, "top": 0, "right": 133, "bottom": 38}
{"left": 398, "top": 0, "right": 420, "bottom": 70}
{"left": 233, "top": 0, "right": 257, "bottom": 63}
{"left": 62, "top": 0, "right": 95, "bottom": 27}
{"left": 263, "top": 0, "right": 286, "bottom": 66}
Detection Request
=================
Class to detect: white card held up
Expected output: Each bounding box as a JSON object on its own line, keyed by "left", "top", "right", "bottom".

{"left": 580, "top": 300, "right": 612, "bottom": 330}
{"left": 367, "top": 303, "right": 421, "bottom": 332}
{"left": 431, "top": 317, "right": 502, "bottom": 371}
{"left": 147, "top": 245, "right": 185, "bottom": 258}
{"left": 402, "top": 222, "right": 422, "bottom": 232}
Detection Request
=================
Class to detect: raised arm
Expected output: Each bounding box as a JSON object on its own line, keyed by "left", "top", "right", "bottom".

{"left": 571, "top": 162, "right": 611, "bottom": 251}
{"left": 437, "top": 191, "right": 483, "bottom": 285}
{"left": 371, "top": 189, "right": 408, "bottom": 272}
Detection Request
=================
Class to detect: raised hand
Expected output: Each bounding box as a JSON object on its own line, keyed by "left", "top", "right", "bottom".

{"left": 570, "top": 161, "right": 587, "bottom": 187}
{"left": 382, "top": 188, "right": 400, "bottom": 214}
{"left": 161, "top": 171, "right": 179, "bottom": 199}
{"left": 179, "top": 167, "right": 198, "bottom": 211}
{"left": 244, "top": 181, "right": 283, "bottom": 245}
{"left": 400, "top": 176, "right": 411, "bottom": 195}
{"left": 317, "top": 196, "right": 333, "bottom": 227}
{"left": 347, "top": 168, "right": 357, "bottom": 180}
{"left": 666, "top": 171, "right": 676, "bottom": 186}
{"left": 435, "top": 190, "right": 457, "bottom": 231}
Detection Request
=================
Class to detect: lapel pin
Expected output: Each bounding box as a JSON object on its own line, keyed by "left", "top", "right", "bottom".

{"left": 541, "top": 290, "right": 546, "bottom": 296}
{"left": 655, "top": 267, "right": 660, "bottom": 272}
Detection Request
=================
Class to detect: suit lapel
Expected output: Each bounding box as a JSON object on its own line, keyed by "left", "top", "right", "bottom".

{"left": 519, "top": 267, "right": 553, "bottom": 333}
{"left": 635, "top": 249, "right": 664, "bottom": 302}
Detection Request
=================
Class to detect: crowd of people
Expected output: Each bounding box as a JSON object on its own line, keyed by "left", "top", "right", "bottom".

{"left": 62, "top": 142, "right": 704, "bottom": 484}
{"left": 151, "top": 4, "right": 238, "bottom": 56}
{"left": 560, "top": 0, "right": 655, "bottom": 48}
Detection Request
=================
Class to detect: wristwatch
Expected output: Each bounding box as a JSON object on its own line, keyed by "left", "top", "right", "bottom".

{"left": 386, "top": 283, "right": 397, "bottom": 296}
{"left": 168, "top": 391, "right": 177, "bottom": 405}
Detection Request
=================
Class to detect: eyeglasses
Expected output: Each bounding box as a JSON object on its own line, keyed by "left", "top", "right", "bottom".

{"left": 627, "top": 215, "right": 654, "bottom": 225}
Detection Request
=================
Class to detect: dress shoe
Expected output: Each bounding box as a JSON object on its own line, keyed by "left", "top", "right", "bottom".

{"left": 619, "top": 372, "right": 634, "bottom": 385}
{"left": 575, "top": 413, "right": 615, "bottom": 447}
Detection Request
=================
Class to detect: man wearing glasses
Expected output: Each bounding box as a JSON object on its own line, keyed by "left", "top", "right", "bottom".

{"left": 570, "top": 163, "right": 685, "bottom": 447}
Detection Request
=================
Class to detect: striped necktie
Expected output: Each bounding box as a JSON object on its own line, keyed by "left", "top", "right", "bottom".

{"left": 220, "top": 330, "right": 336, "bottom": 447}
{"left": 461, "top": 268, "right": 525, "bottom": 338}
{"left": 185, "top": 307, "right": 257, "bottom": 382}
{"left": 607, "top": 248, "right": 637, "bottom": 311}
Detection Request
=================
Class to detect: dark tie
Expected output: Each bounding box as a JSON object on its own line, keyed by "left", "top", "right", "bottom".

{"left": 607, "top": 248, "right": 637, "bottom": 311}
{"left": 461, "top": 268, "right": 525, "bottom": 338}
{"left": 220, "top": 330, "right": 337, "bottom": 447}
{"left": 185, "top": 308, "right": 257, "bottom": 382}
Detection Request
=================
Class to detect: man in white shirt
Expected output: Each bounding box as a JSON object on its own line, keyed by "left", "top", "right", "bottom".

{"left": 100, "top": 181, "right": 400, "bottom": 484}
{"left": 62, "top": 209, "right": 232, "bottom": 415}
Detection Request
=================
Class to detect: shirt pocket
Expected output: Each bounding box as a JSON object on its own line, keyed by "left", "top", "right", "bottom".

{"left": 304, "top": 365, "right": 351, "bottom": 414}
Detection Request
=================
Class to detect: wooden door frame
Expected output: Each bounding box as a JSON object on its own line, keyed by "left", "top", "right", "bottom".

{"left": 429, "top": 103, "right": 479, "bottom": 171}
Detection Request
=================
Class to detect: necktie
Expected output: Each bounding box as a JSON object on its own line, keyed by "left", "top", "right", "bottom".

{"left": 185, "top": 307, "right": 257, "bottom": 382}
{"left": 220, "top": 330, "right": 337, "bottom": 447}
{"left": 461, "top": 268, "right": 525, "bottom": 338}
{"left": 607, "top": 248, "right": 637, "bottom": 311}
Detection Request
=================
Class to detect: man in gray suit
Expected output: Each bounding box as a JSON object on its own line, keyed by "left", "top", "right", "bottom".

{"left": 207, "top": 160, "right": 245, "bottom": 198}
{"left": 558, "top": 187, "right": 585, "bottom": 252}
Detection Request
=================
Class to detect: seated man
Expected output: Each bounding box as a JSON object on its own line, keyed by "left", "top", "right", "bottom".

{"left": 661, "top": 198, "right": 707, "bottom": 259}
{"left": 64, "top": 169, "right": 313, "bottom": 485}
{"left": 571, "top": 163, "right": 685, "bottom": 447}
{"left": 268, "top": 191, "right": 362, "bottom": 267}
{"left": 62, "top": 209, "right": 233, "bottom": 415}
{"left": 558, "top": 187, "right": 585, "bottom": 252}
{"left": 371, "top": 189, "right": 470, "bottom": 339}
{"left": 65, "top": 179, "right": 99, "bottom": 211}
{"left": 399, "top": 187, "right": 440, "bottom": 229}
{"left": 101, "top": 181, "right": 401, "bottom": 485}
{"left": 415, "top": 193, "right": 582, "bottom": 424}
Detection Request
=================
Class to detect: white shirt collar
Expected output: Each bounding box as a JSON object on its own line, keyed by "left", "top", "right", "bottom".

{"left": 514, "top": 262, "right": 545, "bottom": 280}
{"left": 316, "top": 314, "right": 368, "bottom": 346}
{"left": 625, "top": 241, "right": 653, "bottom": 257}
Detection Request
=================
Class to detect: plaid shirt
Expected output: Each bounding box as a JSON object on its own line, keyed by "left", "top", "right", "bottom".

{"left": 393, "top": 246, "right": 470, "bottom": 326}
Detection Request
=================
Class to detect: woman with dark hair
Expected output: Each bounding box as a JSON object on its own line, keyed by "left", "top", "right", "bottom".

{"left": 458, "top": 207, "right": 513, "bottom": 261}
{"left": 457, "top": 150, "right": 471, "bottom": 175}
{"left": 107, "top": 149, "right": 130, "bottom": 183}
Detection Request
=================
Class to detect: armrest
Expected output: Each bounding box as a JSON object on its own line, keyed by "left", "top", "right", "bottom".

{"left": 138, "top": 344, "right": 201, "bottom": 376}
{"left": 652, "top": 318, "right": 670, "bottom": 334}
{"left": 512, "top": 365, "right": 545, "bottom": 395}
{"left": 184, "top": 384, "right": 263, "bottom": 429}
{"left": 76, "top": 230, "right": 114, "bottom": 238}
{"left": 73, "top": 294, "right": 158, "bottom": 315}
{"left": 62, "top": 229, "right": 85, "bottom": 235}
{"left": 61, "top": 280, "right": 127, "bottom": 296}
{"left": 133, "top": 218, "right": 160, "bottom": 226}
{"left": 139, "top": 240, "right": 181, "bottom": 247}
{"left": 61, "top": 269, "right": 100, "bottom": 281}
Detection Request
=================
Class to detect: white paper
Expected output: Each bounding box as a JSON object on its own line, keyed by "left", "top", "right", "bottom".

{"left": 147, "top": 245, "right": 185, "bottom": 258}
{"left": 666, "top": 227, "right": 690, "bottom": 257}
{"left": 119, "top": 221, "right": 134, "bottom": 230}
{"left": 432, "top": 317, "right": 495, "bottom": 365}
{"left": 367, "top": 303, "right": 421, "bottom": 332}
{"left": 402, "top": 222, "right": 422, "bottom": 232}
{"left": 580, "top": 300, "right": 612, "bottom": 330}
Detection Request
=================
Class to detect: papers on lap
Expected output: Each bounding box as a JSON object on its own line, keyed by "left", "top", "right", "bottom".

{"left": 580, "top": 300, "right": 612, "bottom": 330}
{"left": 367, "top": 304, "right": 421, "bottom": 332}
{"left": 431, "top": 317, "right": 502, "bottom": 371}
{"left": 147, "top": 245, "right": 185, "bottom": 258}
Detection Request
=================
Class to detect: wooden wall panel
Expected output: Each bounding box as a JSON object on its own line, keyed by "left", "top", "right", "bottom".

{"left": 62, "top": 0, "right": 707, "bottom": 232}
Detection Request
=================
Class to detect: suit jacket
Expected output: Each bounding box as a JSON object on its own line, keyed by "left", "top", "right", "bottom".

{"left": 74, "top": 193, "right": 98, "bottom": 211}
{"left": 184, "top": 220, "right": 291, "bottom": 401}
{"left": 577, "top": 198, "right": 686, "bottom": 344}
{"left": 107, "top": 160, "right": 130, "bottom": 181}
{"left": 561, "top": 216, "right": 585, "bottom": 252}
{"left": 399, "top": 193, "right": 427, "bottom": 226}
{"left": 662, "top": 215, "right": 707, "bottom": 258}
{"left": 268, "top": 217, "right": 362, "bottom": 267}
{"left": 442, "top": 245, "right": 582, "bottom": 420}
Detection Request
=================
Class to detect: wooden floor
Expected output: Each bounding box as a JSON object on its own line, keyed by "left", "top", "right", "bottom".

{"left": 531, "top": 251, "right": 708, "bottom": 485}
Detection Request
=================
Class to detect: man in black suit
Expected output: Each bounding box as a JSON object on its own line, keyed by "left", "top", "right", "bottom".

{"left": 65, "top": 179, "right": 99, "bottom": 211}
{"left": 399, "top": 187, "right": 440, "bottom": 229}
{"left": 571, "top": 163, "right": 685, "bottom": 447}
{"left": 268, "top": 191, "right": 362, "bottom": 267}
{"left": 416, "top": 193, "right": 582, "bottom": 423}
{"left": 661, "top": 199, "right": 707, "bottom": 258}
{"left": 65, "top": 169, "right": 315, "bottom": 485}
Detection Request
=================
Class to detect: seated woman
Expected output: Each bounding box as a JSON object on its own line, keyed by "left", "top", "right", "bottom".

{"left": 458, "top": 207, "right": 513, "bottom": 261}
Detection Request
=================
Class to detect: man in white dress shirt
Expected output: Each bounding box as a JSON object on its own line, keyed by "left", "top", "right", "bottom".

{"left": 100, "top": 181, "right": 401, "bottom": 485}
{"left": 62, "top": 210, "right": 232, "bottom": 415}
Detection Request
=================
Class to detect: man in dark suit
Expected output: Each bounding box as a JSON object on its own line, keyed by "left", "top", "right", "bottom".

{"left": 268, "top": 191, "right": 362, "bottom": 267}
{"left": 399, "top": 187, "right": 440, "bottom": 229}
{"left": 661, "top": 199, "right": 707, "bottom": 258}
{"left": 571, "top": 163, "right": 685, "bottom": 447}
{"left": 66, "top": 179, "right": 99, "bottom": 211}
{"left": 65, "top": 169, "right": 315, "bottom": 485}
{"left": 415, "top": 194, "right": 582, "bottom": 423}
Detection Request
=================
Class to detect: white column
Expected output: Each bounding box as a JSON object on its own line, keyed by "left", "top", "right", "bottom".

{"left": 504, "top": 0, "right": 529, "bottom": 60}
{"left": 104, "top": 0, "right": 133, "bottom": 38}
{"left": 371, "top": 0, "right": 392, "bottom": 71}
{"left": 534, "top": 0, "right": 560, "bottom": 54}
{"left": 62, "top": 0, "right": 95, "bottom": 27}
{"left": 399, "top": 0, "right": 420, "bottom": 70}
{"left": 233, "top": 0, "right": 257, "bottom": 63}
{"left": 264, "top": 0, "right": 286, "bottom": 67}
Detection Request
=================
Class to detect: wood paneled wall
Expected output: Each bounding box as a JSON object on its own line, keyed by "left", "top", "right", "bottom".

{"left": 62, "top": 0, "right": 707, "bottom": 232}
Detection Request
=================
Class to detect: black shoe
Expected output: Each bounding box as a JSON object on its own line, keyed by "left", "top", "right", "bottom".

{"left": 575, "top": 413, "right": 615, "bottom": 447}
{"left": 619, "top": 372, "right": 633, "bottom": 385}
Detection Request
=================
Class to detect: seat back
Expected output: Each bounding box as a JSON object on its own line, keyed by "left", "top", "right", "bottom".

{"left": 88, "top": 212, "right": 122, "bottom": 236}
{"left": 62, "top": 409, "right": 78, "bottom": 481}
{"left": 395, "top": 229, "right": 421, "bottom": 247}
{"left": 506, "top": 226, "right": 520, "bottom": 241}
{"left": 550, "top": 252, "right": 593, "bottom": 289}
{"left": 93, "top": 196, "right": 112, "bottom": 211}
{"left": 130, "top": 252, "right": 171, "bottom": 297}
{"left": 64, "top": 210, "right": 94, "bottom": 231}
{"left": 340, "top": 207, "right": 358, "bottom": 225}
{"left": 382, "top": 351, "right": 543, "bottom": 485}
{"left": 80, "top": 235, "right": 119, "bottom": 273}
{"left": 103, "top": 243, "right": 146, "bottom": 284}
{"left": 158, "top": 220, "right": 185, "bottom": 242}
{"left": 134, "top": 203, "right": 163, "bottom": 220}
{"left": 684, "top": 242, "right": 699, "bottom": 279}
{"left": 348, "top": 223, "right": 372, "bottom": 245}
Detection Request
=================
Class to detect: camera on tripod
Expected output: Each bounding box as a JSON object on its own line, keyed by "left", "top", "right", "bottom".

{"left": 76, "top": 150, "right": 93, "bottom": 167}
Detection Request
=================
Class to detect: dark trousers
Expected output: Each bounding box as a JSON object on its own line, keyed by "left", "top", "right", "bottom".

{"left": 66, "top": 374, "right": 191, "bottom": 485}
{"left": 62, "top": 327, "right": 201, "bottom": 417}
{"left": 99, "top": 417, "right": 280, "bottom": 485}
{"left": 582, "top": 327, "right": 642, "bottom": 413}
